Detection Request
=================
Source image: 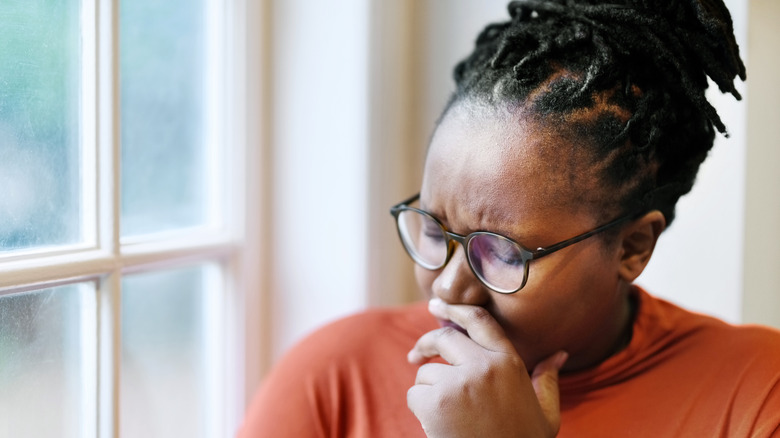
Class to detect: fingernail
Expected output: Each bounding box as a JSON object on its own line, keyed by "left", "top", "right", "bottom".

{"left": 554, "top": 351, "right": 569, "bottom": 370}
{"left": 428, "top": 297, "right": 445, "bottom": 316}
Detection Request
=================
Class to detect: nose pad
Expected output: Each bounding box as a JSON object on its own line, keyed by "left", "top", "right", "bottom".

{"left": 432, "top": 245, "right": 490, "bottom": 306}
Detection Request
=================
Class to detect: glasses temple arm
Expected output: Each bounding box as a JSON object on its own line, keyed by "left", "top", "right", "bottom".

{"left": 530, "top": 214, "right": 637, "bottom": 259}
{"left": 390, "top": 193, "right": 421, "bottom": 214}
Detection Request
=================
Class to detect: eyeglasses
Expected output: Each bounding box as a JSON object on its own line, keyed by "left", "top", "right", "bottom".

{"left": 390, "top": 193, "right": 637, "bottom": 294}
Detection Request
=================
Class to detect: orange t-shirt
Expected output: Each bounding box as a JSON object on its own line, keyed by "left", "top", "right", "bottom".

{"left": 239, "top": 288, "right": 780, "bottom": 437}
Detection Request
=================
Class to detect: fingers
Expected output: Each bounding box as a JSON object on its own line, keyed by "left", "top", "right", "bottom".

{"left": 531, "top": 350, "right": 568, "bottom": 433}
{"left": 406, "top": 382, "right": 433, "bottom": 421}
{"left": 407, "top": 302, "right": 567, "bottom": 437}
{"left": 408, "top": 298, "right": 519, "bottom": 366}
{"left": 414, "top": 362, "right": 450, "bottom": 385}
{"left": 407, "top": 325, "right": 480, "bottom": 365}
{"left": 427, "top": 298, "right": 515, "bottom": 353}
{"left": 407, "top": 364, "right": 455, "bottom": 422}
{"left": 407, "top": 331, "right": 565, "bottom": 438}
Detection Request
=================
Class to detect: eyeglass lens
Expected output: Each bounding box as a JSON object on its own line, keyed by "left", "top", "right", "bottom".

{"left": 396, "top": 209, "right": 527, "bottom": 292}
{"left": 397, "top": 209, "right": 448, "bottom": 269}
{"left": 467, "top": 233, "right": 525, "bottom": 292}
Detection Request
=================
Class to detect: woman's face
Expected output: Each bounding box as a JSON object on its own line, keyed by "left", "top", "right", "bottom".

{"left": 416, "top": 104, "right": 633, "bottom": 372}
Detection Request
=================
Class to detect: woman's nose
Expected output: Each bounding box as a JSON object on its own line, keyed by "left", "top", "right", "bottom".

{"left": 431, "top": 247, "right": 490, "bottom": 306}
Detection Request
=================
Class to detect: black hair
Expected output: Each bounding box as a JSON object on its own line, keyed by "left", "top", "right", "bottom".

{"left": 447, "top": 0, "right": 745, "bottom": 224}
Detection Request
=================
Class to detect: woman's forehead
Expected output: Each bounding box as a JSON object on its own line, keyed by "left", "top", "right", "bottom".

{"left": 423, "top": 106, "right": 590, "bottom": 204}
{"left": 420, "top": 107, "right": 603, "bottom": 237}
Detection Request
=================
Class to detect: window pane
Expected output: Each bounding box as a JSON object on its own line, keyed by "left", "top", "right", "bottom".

{"left": 0, "top": 284, "right": 97, "bottom": 438}
{"left": 121, "top": 264, "right": 219, "bottom": 438}
{"left": 120, "top": 0, "right": 211, "bottom": 237}
{"left": 0, "top": 1, "right": 82, "bottom": 252}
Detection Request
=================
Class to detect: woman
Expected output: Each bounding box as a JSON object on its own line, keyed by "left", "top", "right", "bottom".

{"left": 240, "top": 0, "right": 780, "bottom": 436}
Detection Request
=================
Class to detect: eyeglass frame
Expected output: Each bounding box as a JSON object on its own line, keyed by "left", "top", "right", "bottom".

{"left": 389, "top": 193, "right": 641, "bottom": 294}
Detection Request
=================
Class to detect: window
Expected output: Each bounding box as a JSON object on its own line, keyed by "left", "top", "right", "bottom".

{"left": 0, "top": 1, "right": 83, "bottom": 251}
{"left": 0, "top": 1, "right": 256, "bottom": 437}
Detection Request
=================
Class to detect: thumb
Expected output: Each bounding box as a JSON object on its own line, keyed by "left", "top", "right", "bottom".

{"left": 531, "top": 351, "right": 568, "bottom": 433}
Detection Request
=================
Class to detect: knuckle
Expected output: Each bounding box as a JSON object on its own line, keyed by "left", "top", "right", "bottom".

{"left": 466, "top": 306, "right": 492, "bottom": 325}
{"left": 407, "top": 385, "right": 451, "bottom": 419}
{"left": 474, "top": 359, "right": 500, "bottom": 382}
{"left": 417, "top": 362, "right": 436, "bottom": 374}
{"left": 407, "top": 385, "right": 427, "bottom": 411}
{"left": 406, "top": 387, "right": 419, "bottom": 411}
{"left": 436, "top": 326, "right": 462, "bottom": 340}
{"left": 406, "top": 385, "right": 418, "bottom": 403}
{"left": 429, "top": 388, "right": 453, "bottom": 412}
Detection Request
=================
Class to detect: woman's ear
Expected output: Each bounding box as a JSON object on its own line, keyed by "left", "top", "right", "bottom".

{"left": 618, "top": 210, "right": 666, "bottom": 283}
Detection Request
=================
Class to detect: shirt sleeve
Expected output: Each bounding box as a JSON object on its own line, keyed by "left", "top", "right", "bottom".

{"left": 237, "top": 304, "right": 434, "bottom": 438}
{"left": 237, "top": 325, "right": 345, "bottom": 438}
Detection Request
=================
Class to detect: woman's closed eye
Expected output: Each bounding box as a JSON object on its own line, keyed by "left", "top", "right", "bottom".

{"left": 422, "top": 225, "right": 446, "bottom": 242}
{"left": 490, "top": 246, "right": 523, "bottom": 266}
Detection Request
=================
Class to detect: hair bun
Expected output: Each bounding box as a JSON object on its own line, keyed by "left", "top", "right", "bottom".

{"left": 503, "top": 0, "right": 744, "bottom": 132}
{"left": 629, "top": 0, "right": 745, "bottom": 88}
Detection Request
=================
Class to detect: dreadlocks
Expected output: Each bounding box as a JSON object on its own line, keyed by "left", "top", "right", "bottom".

{"left": 447, "top": 0, "right": 745, "bottom": 224}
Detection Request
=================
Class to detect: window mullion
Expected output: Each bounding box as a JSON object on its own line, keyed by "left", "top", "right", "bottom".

{"left": 81, "top": 0, "right": 101, "bottom": 433}
{"left": 80, "top": 282, "right": 99, "bottom": 438}
{"left": 0, "top": 250, "right": 116, "bottom": 292}
{"left": 97, "top": 0, "right": 120, "bottom": 436}
{"left": 98, "top": 274, "right": 121, "bottom": 438}
{"left": 97, "top": 0, "right": 120, "bottom": 259}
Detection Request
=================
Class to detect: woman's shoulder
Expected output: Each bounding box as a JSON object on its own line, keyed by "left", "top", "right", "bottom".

{"left": 717, "top": 322, "right": 780, "bottom": 374}
{"left": 636, "top": 287, "right": 780, "bottom": 372}
{"left": 241, "top": 302, "right": 434, "bottom": 437}
{"left": 279, "top": 301, "right": 435, "bottom": 366}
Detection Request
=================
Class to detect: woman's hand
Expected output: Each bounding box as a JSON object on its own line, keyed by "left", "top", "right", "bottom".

{"left": 407, "top": 298, "right": 568, "bottom": 438}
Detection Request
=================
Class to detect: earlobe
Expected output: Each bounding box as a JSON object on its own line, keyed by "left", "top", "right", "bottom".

{"left": 618, "top": 210, "right": 666, "bottom": 283}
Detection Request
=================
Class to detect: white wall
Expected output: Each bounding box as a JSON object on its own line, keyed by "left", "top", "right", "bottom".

{"left": 416, "top": 0, "right": 510, "bottom": 141}
{"left": 742, "top": 0, "right": 780, "bottom": 327}
{"left": 269, "top": 0, "right": 370, "bottom": 359}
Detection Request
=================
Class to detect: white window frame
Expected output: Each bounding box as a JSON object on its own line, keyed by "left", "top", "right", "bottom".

{"left": 0, "top": 0, "right": 265, "bottom": 436}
